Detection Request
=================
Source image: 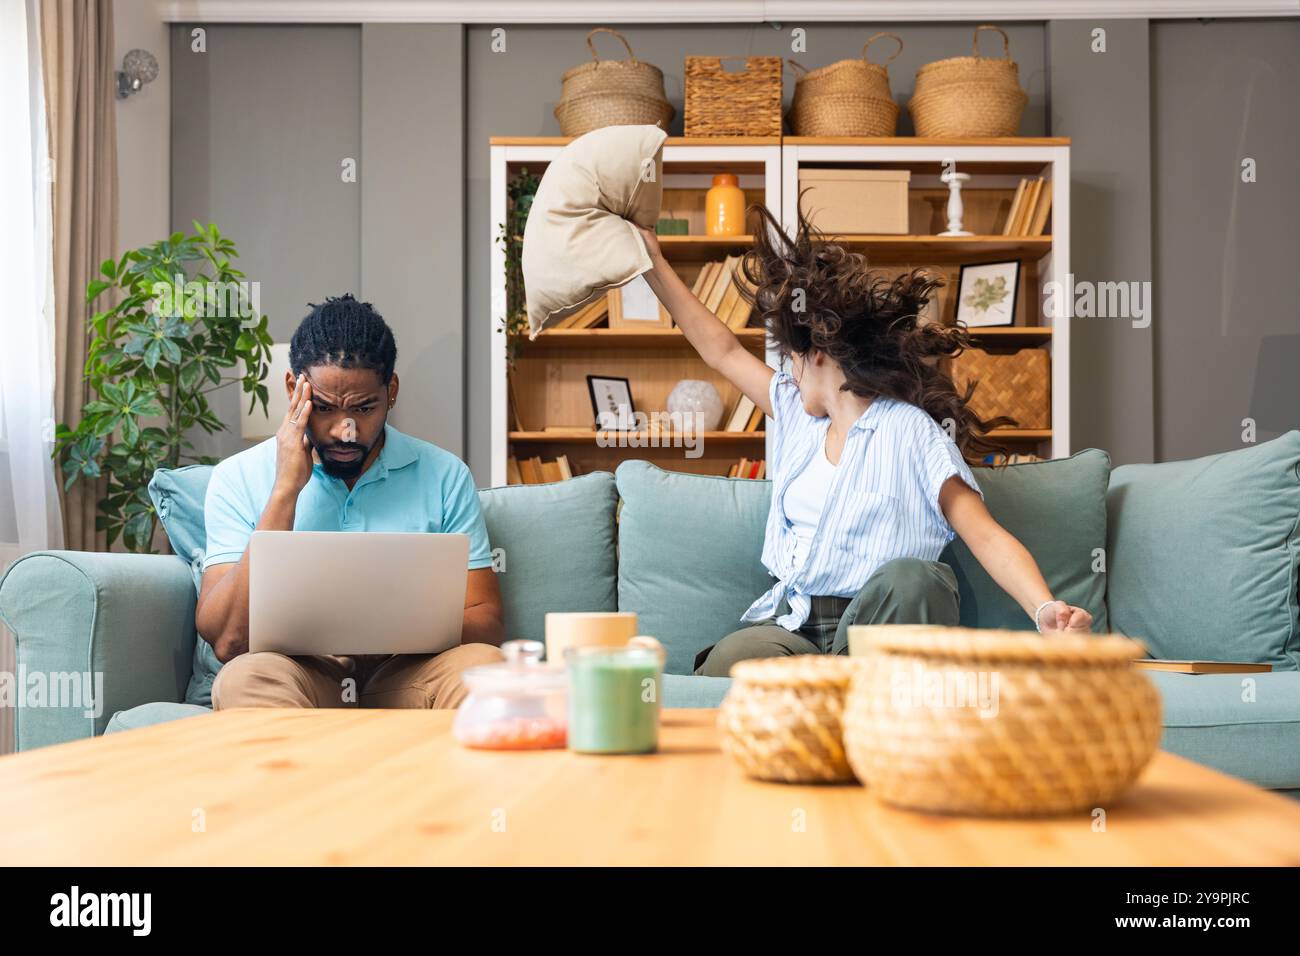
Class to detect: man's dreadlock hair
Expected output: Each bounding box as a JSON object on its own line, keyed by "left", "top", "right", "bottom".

{"left": 740, "top": 204, "right": 1014, "bottom": 466}
{"left": 289, "top": 293, "right": 397, "bottom": 383}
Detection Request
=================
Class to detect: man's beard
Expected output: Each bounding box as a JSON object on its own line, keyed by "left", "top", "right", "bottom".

{"left": 314, "top": 438, "right": 372, "bottom": 480}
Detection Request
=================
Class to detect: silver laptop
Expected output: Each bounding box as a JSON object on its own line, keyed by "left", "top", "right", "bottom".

{"left": 248, "top": 531, "right": 469, "bottom": 656}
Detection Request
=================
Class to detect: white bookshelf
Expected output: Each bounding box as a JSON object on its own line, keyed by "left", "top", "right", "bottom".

{"left": 489, "top": 136, "right": 1070, "bottom": 485}
{"left": 782, "top": 137, "right": 1071, "bottom": 460}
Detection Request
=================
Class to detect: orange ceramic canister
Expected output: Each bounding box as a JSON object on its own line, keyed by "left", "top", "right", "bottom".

{"left": 705, "top": 173, "right": 746, "bottom": 237}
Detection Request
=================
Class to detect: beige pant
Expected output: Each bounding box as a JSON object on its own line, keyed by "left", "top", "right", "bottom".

{"left": 211, "top": 643, "right": 505, "bottom": 710}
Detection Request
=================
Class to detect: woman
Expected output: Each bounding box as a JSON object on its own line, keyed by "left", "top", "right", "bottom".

{"left": 636, "top": 209, "right": 1093, "bottom": 677}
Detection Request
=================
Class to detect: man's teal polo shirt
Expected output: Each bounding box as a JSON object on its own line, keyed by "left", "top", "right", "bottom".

{"left": 201, "top": 423, "right": 492, "bottom": 571}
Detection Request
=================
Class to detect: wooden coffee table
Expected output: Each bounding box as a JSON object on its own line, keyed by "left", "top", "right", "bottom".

{"left": 2, "top": 708, "right": 1298, "bottom": 865}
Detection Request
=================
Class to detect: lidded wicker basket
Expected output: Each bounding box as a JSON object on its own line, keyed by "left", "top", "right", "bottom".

{"left": 788, "top": 33, "right": 902, "bottom": 137}
{"left": 555, "top": 28, "right": 675, "bottom": 137}
{"left": 908, "top": 25, "right": 1028, "bottom": 137}
{"left": 948, "top": 346, "right": 1050, "bottom": 429}
{"left": 684, "top": 56, "right": 783, "bottom": 137}
{"left": 843, "top": 626, "right": 1163, "bottom": 816}
{"left": 718, "top": 655, "right": 859, "bottom": 783}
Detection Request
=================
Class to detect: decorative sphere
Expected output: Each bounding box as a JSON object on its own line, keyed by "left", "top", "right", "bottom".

{"left": 666, "top": 379, "right": 724, "bottom": 432}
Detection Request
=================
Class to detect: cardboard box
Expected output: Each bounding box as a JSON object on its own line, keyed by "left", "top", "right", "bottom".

{"left": 798, "top": 168, "right": 911, "bottom": 235}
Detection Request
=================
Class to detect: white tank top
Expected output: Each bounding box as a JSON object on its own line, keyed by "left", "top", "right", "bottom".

{"left": 782, "top": 437, "right": 838, "bottom": 570}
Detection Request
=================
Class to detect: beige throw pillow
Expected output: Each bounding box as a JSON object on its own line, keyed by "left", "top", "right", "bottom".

{"left": 522, "top": 125, "right": 668, "bottom": 338}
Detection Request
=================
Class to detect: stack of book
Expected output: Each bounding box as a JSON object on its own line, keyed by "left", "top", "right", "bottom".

{"left": 689, "top": 255, "right": 756, "bottom": 330}
{"left": 507, "top": 455, "right": 574, "bottom": 484}
{"left": 728, "top": 458, "right": 767, "bottom": 479}
{"left": 549, "top": 295, "right": 609, "bottom": 330}
{"left": 723, "top": 394, "right": 765, "bottom": 432}
{"left": 982, "top": 452, "right": 1044, "bottom": 466}
{"left": 1001, "top": 178, "right": 1053, "bottom": 237}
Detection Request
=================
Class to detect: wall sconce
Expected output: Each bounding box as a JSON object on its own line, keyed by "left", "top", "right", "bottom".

{"left": 115, "top": 49, "right": 158, "bottom": 100}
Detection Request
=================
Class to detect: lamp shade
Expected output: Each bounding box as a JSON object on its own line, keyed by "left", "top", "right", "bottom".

{"left": 241, "top": 343, "right": 291, "bottom": 441}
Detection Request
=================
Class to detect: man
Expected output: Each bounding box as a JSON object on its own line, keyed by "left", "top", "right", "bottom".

{"left": 197, "top": 293, "right": 505, "bottom": 709}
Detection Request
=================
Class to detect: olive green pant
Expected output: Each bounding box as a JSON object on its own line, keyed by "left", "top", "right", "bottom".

{"left": 694, "top": 557, "right": 960, "bottom": 677}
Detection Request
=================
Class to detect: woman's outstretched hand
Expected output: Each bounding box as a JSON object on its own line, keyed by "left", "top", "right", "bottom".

{"left": 1038, "top": 600, "right": 1093, "bottom": 633}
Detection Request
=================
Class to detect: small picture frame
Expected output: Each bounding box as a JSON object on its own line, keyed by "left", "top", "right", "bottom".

{"left": 586, "top": 375, "right": 635, "bottom": 431}
{"left": 956, "top": 260, "right": 1021, "bottom": 328}
{"left": 607, "top": 275, "right": 671, "bottom": 329}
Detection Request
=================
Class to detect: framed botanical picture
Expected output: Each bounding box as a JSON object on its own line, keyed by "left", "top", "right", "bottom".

{"left": 607, "top": 274, "right": 671, "bottom": 329}
{"left": 956, "top": 260, "right": 1021, "bottom": 328}
{"left": 586, "top": 375, "right": 635, "bottom": 431}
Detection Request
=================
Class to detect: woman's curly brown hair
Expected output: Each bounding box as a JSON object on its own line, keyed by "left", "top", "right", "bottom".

{"left": 740, "top": 204, "right": 1014, "bottom": 465}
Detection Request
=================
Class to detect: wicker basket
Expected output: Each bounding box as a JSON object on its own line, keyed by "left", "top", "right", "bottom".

{"left": 908, "top": 25, "right": 1028, "bottom": 137}
{"left": 718, "top": 656, "right": 859, "bottom": 783}
{"left": 684, "top": 56, "right": 783, "bottom": 137}
{"left": 949, "top": 346, "right": 1049, "bottom": 429}
{"left": 842, "top": 626, "right": 1163, "bottom": 816}
{"left": 555, "top": 29, "right": 675, "bottom": 137}
{"left": 788, "top": 33, "right": 901, "bottom": 137}
{"left": 788, "top": 92, "right": 899, "bottom": 137}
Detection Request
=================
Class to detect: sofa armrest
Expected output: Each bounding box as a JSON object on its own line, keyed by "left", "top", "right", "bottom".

{"left": 0, "top": 551, "right": 196, "bottom": 751}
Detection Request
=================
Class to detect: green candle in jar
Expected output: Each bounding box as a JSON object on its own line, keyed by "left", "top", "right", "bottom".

{"left": 566, "top": 647, "right": 661, "bottom": 754}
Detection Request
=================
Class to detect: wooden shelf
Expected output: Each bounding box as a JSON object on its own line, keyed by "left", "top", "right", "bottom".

{"left": 785, "top": 136, "right": 1070, "bottom": 146}
{"left": 492, "top": 136, "right": 1067, "bottom": 147}
{"left": 491, "top": 136, "right": 781, "bottom": 147}
{"left": 514, "top": 328, "right": 766, "bottom": 349}
{"left": 829, "top": 235, "right": 1052, "bottom": 260}
{"left": 989, "top": 429, "right": 1052, "bottom": 441}
{"left": 509, "top": 431, "right": 765, "bottom": 444}
{"left": 657, "top": 234, "right": 755, "bottom": 258}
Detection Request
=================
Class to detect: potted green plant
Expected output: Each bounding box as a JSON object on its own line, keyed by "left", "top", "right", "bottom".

{"left": 54, "top": 222, "right": 274, "bottom": 553}
{"left": 495, "top": 166, "right": 539, "bottom": 362}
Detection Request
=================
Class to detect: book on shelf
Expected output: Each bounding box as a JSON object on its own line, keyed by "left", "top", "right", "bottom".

{"left": 1132, "top": 660, "right": 1272, "bottom": 675}
{"left": 1001, "top": 177, "right": 1052, "bottom": 237}
{"left": 508, "top": 454, "right": 575, "bottom": 485}
{"left": 1026, "top": 180, "right": 1053, "bottom": 236}
{"left": 744, "top": 403, "right": 764, "bottom": 432}
{"left": 703, "top": 255, "right": 738, "bottom": 314}
{"left": 552, "top": 295, "right": 609, "bottom": 330}
{"left": 727, "top": 457, "right": 766, "bottom": 479}
{"left": 983, "top": 452, "right": 1044, "bottom": 466}
{"left": 725, "top": 394, "right": 756, "bottom": 432}
{"left": 1001, "top": 180, "right": 1028, "bottom": 237}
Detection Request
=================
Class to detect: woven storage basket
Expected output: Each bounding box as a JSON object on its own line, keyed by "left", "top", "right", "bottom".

{"left": 843, "top": 626, "right": 1163, "bottom": 816}
{"left": 718, "top": 656, "right": 859, "bottom": 783}
{"left": 788, "top": 33, "right": 901, "bottom": 136}
{"left": 684, "top": 56, "right": 783, "bottom": 137}
{"left": 555, "top": 29, "right": 675, "bottom": 137}
{"left": 949, "top": 346, "right": 1049, "bottom": 429}
{"left": 908, "top": 25, "right": 1028, "bottom": 137}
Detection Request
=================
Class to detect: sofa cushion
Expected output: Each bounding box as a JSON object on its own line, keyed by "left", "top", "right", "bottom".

{"left": 148, "top": 464, "right": 220, "bottom": 705}
{"left": 522, "top": 124, "right": 666, "bottom": 336}
{"left": 1146, "top": 670, "right": 1300, "bottom": 790}
{"left": 148, "top": 463, "right": 214, "bottom": 592}
{"left": 105, "top": 701, "right": 212, "bottom": 735}
{"left": 615, "top": 462, "right": 775, "bottom": 675}
{"left": 662, "top": 674, "right": 732, "bottom": 709}
{"left": 1107, "top": 432, "right": 1300, "bottom": 669}
{"left": 616, "top": 452, "right": 1112, "bottom": 674}
{"left": 479, "top": 473, "right": 620, "bottom": 644}
{"left": 940, "top": 449, "right": 1112, "bottom": 634}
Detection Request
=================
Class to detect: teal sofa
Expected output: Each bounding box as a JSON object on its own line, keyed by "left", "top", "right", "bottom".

{"left": 3, "top": 434, "right": 1299, "bottom": 799}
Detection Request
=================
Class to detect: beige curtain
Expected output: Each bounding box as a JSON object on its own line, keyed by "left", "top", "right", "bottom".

{"left": 41, "top": 0, "right": 117, "bottom": 552}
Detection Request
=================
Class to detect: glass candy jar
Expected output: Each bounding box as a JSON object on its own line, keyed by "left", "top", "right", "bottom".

{"left": 453, "top": 640, "right": 568, "bottom": 750}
